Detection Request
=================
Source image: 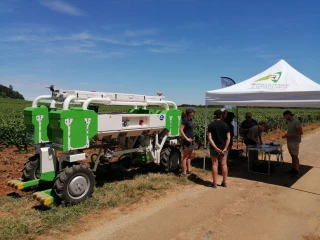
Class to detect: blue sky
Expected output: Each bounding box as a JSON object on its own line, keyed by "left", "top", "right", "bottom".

{"left": 0, "top": 0, "right": 319, "bottom": 105}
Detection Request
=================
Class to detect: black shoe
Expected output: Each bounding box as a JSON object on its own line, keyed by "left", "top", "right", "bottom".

{"left": 221, "top": 182, "right": 227, "bottom": 188}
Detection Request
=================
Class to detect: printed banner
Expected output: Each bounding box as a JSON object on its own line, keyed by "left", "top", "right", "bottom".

{"left": 221, "top": 77, "right": 236, "bottom": 88}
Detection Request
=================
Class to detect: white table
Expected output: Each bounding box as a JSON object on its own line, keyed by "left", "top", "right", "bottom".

{"left": 247, "top": 143, "right": 283, "bottom": 175}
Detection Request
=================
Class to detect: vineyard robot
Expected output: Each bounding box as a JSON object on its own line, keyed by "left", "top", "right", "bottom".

{"left": 7, "top": 85, "right": 182, "bottom": 206}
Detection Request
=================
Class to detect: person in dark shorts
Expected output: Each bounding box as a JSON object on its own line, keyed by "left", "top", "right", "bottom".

{"left": 207, "top": 110, "right": 230, "bottom": 188}
{"left": 282, "top": 110, "right": 303, "bottom": 177}
{"left": 179, "top": 107, "right": 196, "bottom": 177}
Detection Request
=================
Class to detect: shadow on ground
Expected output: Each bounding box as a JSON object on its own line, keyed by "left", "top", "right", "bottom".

{"left": 93, "top": 162, "right": 171, "bottom": 188}
{"left": 191, "top": 153, "right": 313, "bottom": 189}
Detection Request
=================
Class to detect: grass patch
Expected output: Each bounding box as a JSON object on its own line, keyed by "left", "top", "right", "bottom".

{"left": 0, "top": 172, "right": 192, "bottom": 240}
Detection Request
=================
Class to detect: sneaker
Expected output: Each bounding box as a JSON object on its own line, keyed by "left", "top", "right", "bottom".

{"left": 179, "top": 173, "right": 187, "bottom": 178}
{"left": 221, "top": 182, "right": 227, "bottom": 188}
{"left": 209, "top": 182, "right": 217, "bottom": 188}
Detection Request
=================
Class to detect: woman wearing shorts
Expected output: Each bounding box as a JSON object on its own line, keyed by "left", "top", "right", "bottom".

{"left": 179, "top": 107, "right": 196, "bottom": 177}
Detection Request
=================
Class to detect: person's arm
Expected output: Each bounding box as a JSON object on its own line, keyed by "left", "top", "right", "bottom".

{"left": 282, "top": 122, "right": 303, "bottom": 138}
{"left": 208, "top": 132, "right": 222, "bottom": 153}
{"left": 283, "top": 127, "right": 303, "bottom": 138}
{"left": 258, "top": 132, "right": 263, "bottom": 144}
{"left": 179, "top": 124, "right": 193, "bottom": 142}
{"left": 249, "top": 129, "right": 261, "bottom": 145}
{"left": 222, "top": 132, "right": 230, "bottom": 154}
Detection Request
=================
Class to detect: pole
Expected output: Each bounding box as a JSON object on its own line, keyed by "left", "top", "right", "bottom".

{"left": 203, "top": 104, "right": 208, "bottom": 170}
{"left": 236, "top": 106, "right": 239, "bottom": 149}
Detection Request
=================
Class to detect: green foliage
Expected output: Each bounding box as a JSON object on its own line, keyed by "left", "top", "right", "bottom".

{"left": 0, "top": 84, "right": 24, "bottom": 100}
{"left": 191, "top": 107, "right": 320, "bottom": 148}
{"left": 1, "top": 98, "right": 320, "bottom": 150}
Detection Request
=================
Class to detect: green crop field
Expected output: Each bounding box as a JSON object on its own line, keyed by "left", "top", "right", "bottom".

{"left": 1, "top": 98, "right": 320, "bottom": 150}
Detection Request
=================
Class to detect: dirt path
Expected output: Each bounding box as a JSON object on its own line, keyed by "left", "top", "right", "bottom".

{"left": 62, "top": 130, "right": 320, "bottom": 240}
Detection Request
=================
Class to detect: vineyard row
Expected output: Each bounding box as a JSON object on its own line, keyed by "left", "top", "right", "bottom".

{"left": 1, "top": 99, "right": 320, "bottom": 150}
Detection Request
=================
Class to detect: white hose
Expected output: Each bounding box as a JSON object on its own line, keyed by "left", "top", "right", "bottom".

{"left": 32, "top": 95, "right": 52, "bottom": 108}
{"left": 63, "top": 95, "right": 77, "bottom": 110}
{"left": 82, "top": 98, "right": 111, "bottom": 110}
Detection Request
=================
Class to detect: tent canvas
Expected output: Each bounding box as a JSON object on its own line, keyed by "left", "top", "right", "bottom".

{"left": 206, "top": 59, "right": 320, "bottom": 108}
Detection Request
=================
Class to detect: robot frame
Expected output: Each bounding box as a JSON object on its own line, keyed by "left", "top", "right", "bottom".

{"left": 7, "top": 85, "right": 183, "bottom": 206}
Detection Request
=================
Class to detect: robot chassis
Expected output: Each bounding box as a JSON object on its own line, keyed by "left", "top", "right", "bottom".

{"left": 7, "top": 85, "right": 183, "bottom": 206}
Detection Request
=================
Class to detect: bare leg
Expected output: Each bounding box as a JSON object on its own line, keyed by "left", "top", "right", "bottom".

{"left": 187, "top": 150, "right": 193, "bottom": 172}
{"left": 220, "top": 155, "right": 228, "bottom": 183}
{"left": 211, "top": 156, "right": 218, "bottom": 183}
{"left": 182, "top": 150, "right": 192, "bottom": 174}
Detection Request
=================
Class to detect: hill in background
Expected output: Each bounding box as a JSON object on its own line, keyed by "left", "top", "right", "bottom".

{"left": 0, "top": 84, "right": 24, "bottom": 100}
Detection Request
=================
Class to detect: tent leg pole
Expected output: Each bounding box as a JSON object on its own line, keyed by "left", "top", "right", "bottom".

{"left": 236, "top": 106, "right": 239, "bottom": 149}
{"left": 203, "top": 104, "right": 208, "bottom": 170}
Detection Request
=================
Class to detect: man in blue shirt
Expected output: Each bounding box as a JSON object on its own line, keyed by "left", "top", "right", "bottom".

{"left": 240, "top": 112, "right": 258, "bottom": 143}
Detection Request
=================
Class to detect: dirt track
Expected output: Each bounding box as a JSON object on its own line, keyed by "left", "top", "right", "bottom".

{"left": 61, "top": 130, "right": 320, "bottom": 240}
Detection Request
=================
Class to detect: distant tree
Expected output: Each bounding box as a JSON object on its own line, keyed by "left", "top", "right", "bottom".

{"left": 0, "top": 84, "right": 24, "bottom": 100}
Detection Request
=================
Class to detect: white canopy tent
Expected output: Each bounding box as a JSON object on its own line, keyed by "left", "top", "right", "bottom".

{"left": 206, "top": 59, "right": 320, "bottom": 108}
{"left": 203, "top": 59, "right": 320, "bottom": 169}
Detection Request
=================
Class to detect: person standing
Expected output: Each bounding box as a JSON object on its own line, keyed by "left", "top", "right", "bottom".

{"left": 282, "top": 110, "right": 303, "bottom": 177}
{"left": 221, "top": 108, "right": 228, "bottom": 120}
{"left": 207, "top": 110, "right": 230, "bottom": 188}
{"left": 179, "top": 107, "right": 196, "bottom": 177}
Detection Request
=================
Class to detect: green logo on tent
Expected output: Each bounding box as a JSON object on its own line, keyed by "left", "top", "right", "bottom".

{"left": 255, "top": 72, "right": 282, "bottom": 83}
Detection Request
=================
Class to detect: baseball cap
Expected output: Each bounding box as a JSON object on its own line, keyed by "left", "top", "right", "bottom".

{"left": 185, "top": 107, "right": 196, "bottom": 113}
{"left": 221, "top": 108, "right": 226, "bottom": 112}
{"left": 283, "top": 110, "right": 294, "bottom": 116}
{"left": 214, "top": 110, "right": 222, "bottom": 118}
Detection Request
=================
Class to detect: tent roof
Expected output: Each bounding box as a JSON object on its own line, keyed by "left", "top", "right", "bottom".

{"left": 206, "top": 59, "right": 320, "bottom": 107}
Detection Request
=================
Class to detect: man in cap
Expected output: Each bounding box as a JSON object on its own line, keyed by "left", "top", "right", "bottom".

{"left": 245, "top": 122, "right": 271, "bottom": 166}
{"left": 240, "top": 112, "right": 258, "bottom": 144}
{"left": 207, "top": 109, "right": 230, "bottom": 188}
{"left": 282, "top": 110, "right": 303, "bottom": 177}
{"left": 245, "top": 123, "right": 270, "bottom": 146}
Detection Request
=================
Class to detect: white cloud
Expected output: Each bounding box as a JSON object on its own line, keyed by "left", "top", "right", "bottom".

{"left": 38, "top": 0, "right": 85, "bottom": 16}
{"left": 0, "top": 24, "right": 187, "bottom": 59}
{"left": 147, "top": 47, "right": 182, "bottom": 53}
{"left": 124, "top": 28, "right": 160, "bottom": 37}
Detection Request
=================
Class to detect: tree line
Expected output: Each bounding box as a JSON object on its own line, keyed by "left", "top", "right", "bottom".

{"left": 0, "top": 84, "right": 24, "bottom": 100}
